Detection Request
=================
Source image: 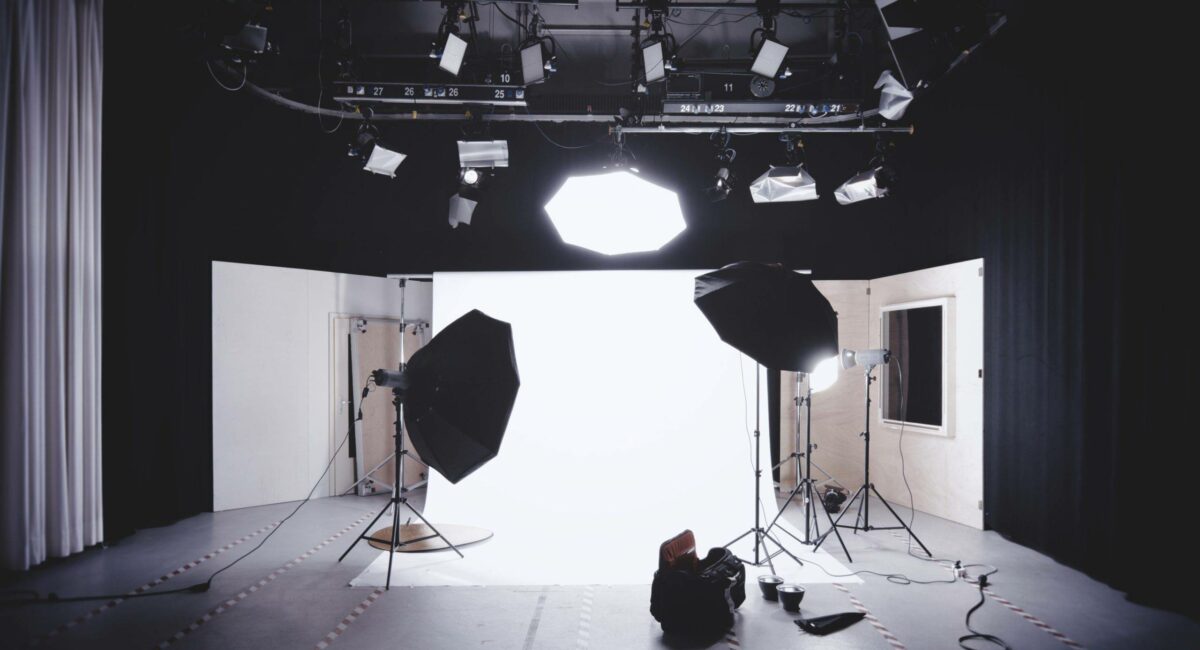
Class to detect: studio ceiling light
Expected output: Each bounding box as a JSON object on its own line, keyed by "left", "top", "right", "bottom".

{"left": 834, "top": 168, "right": 890, "bottom": 204}
{"left": 751, "top": 135, "right": 817, "bottom": 203}
{"left": 835, "top": 137, "right": 895, "bottom": 205}
{"left": 706, "top": 130, "right": 737, "bottom": 203}
{"left": 544, "top": 170, "right": 685, "bottom": 255}
{"left": 750, "top": 165, "right": 818, "bottom": 203}
{"left": 448, "top": 194, "right": 477, "bottom": 228}
{"left": 439, "top": 32, "right": 468, "bottom": 76}
{"left": 521, "top": 41, "right": 548, "bottom": 85}
{"left": 348, "top": 122, "right": 406, "bottom": 178}
{"left": 875, "top": 70, "right": 913, "bottom": 120}
{"left": 449, "top": 166, "right": 490, "bottom": 228}
{"left": 751, "top": 38, "right": 789, "bottom": 79}
{"left": 364, "top": 145, "right": 407, "bottom": 178}
{"left": 642, "top": 40, "right": 667, "bottom": 83}
{"left": 457, "top": 140, "right": 509, "bottom": 168}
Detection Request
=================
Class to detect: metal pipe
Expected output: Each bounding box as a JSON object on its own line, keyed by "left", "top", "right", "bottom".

{"left": 620, "top": 125, "right": 913, "bottom": 134}
{"left": 617, "top": 1, "right": 838, "bottom": 8}
{"left": 235, "top": 67, "right": 908, "bottom": 131}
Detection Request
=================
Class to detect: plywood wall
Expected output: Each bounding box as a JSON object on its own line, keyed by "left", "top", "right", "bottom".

{"left": 212, "top": 262, "right": 415, "bottom": 511}
{"left": 781, "top": 261, "right": 984, "bottom": 530}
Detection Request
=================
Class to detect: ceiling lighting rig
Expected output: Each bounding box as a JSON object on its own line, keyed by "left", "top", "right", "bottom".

{"left": 208, "top": 0, "right": 1003, "bottom": 128}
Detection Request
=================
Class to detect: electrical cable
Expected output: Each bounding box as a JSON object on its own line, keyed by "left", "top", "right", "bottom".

{"left": 959, "top": 575, "right": 1013, "bottom": 650}
{"left": 205, "top": 60, "right": 247, "bottom": 91}
{"left": 3, "top": 403, "right": 365, "bottom": 608}
{"left": 316, "top": 0, "right": 346, "bottom": 134}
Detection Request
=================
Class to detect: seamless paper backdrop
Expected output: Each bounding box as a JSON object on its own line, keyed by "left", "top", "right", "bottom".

{"left": 352, "top": 270, "right": 855, "bottom": 586}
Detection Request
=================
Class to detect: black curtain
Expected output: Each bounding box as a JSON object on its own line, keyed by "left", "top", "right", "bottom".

{"left": 101, "top": 3, "right": 214, "bottom": 539}
{"left": 899, "top": 7, "right": 1193, "bottom": 614}
{"left": 100, "top": 1, "right": 1191, "bottom": 613}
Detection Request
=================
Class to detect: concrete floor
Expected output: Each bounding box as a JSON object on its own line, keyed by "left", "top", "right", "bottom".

{"left": 2, "top": 491, "right": 1197, "bottom": 649}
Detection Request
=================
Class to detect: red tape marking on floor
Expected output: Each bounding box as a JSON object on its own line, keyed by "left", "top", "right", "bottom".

{"left": 154, "top": 512, "right": 374, "bottom": 649}
{"left": 833, "top": 582, "right": 906, "bottom": 650}
{"left": 880, "top": 530, "right": 1082, "bottom": 648}
{"left": 983, "top": 588, "right": 1084, "bottom": 648}
{"left": 574, "top": 585, "right": 595, "bottom": 649}
{"left": 27, "top": 520, "right": 280, "bottom": 647}
{"left": 313, "top": 588, "right": 384, "bottom": 649}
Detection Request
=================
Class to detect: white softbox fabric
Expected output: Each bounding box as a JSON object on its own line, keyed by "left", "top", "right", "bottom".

{"left": 875, "top": 69, "right": 913, "bottom": 120}
{"left": 749, "top": 165, "right": 820, "bottom": 203}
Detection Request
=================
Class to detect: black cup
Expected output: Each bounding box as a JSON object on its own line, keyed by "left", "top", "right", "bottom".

{"left": 777, "top": 584, "right": 806, "bottom": 612}
{"left": 758, "top": 575, "right": 784, "bottom": 600}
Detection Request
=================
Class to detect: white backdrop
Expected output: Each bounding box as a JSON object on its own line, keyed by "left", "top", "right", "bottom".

{"left": 352, "top": 270, "right": 854, "bottom": 586}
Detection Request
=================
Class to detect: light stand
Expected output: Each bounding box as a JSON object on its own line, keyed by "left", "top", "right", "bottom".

{"left": 336, "top": 277, "right": 464, "bottom": 590}
{"left": 723, "top": 364, "right": 806, "bottom": 571}
{"left": 766, "top": 374, "right": 849, "bottom": 557}
{"left": 337, "top": 386, "right": 463, "bottom": 589}
{"left": 814, "top": 363, "right": 931, "bottom": 560}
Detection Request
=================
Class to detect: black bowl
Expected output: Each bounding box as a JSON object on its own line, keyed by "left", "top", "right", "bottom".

{"left": 777, "top": 584, "right": 806, "bottom": 611}
{"left": 758, "top": 575, "right": 785, "bottom": 601}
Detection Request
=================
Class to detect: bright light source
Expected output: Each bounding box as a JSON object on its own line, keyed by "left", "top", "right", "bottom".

{"left": 706, "top": 167, "right": 734, "bottom": 202}
{"left": 449, "top": 193, "right": 477, "bottom": 228}
{"left": 544, "top": 170, "right": 685, "bottom": 255}
{"left": 840, "top": 348, "right": 890, "bottom": 369}
{"left": 835, "top": 168, "right": 891, "bottom": 205}
{"left": 809, "top": 355, "right": 839, "bottom": 393}
{"left": 440, "top": 33, "right": 468, "bottom": 76}
{"left": 461, "top": 168, "right": 481, "bottom": 186}
{"left": 363, "top": 144, "right": 406, "bottom": 177}
{"left": 458, "top": 140, "right": 509, "bottom": 168}
{"left": 521, "top": 42, "right": 545, "bottom": 85}
{"left": 749, "top": 165, "right": 819, "bottom": 203}
{"left": 642, "top": 41, "right": 666, "bottom": 82}
{"left": 751, "top": 38, "right": 788, "bottom": 78}
{"left": 875, "top": 70, "right": 913, "bottom": 120}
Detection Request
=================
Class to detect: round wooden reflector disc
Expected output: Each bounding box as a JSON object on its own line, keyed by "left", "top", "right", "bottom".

{"left": 366, "top": 523, "right": 493, "bottom": 553}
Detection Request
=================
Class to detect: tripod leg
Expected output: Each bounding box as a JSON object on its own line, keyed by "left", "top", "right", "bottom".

{"left": 723, "top": 528, "right": 755, "bottom": 550}
{"left": 757, "top": 529, "right": 776, "bottom": 574}
{"left": 818, "top": 495, "right": 853, "bottom": 562}
{"left": 773, "top": 522, "right": 806, "bottom": 546}
{"left": 765, "top": 480, "right": 805, "bottom": 534}
{"left": 404, "top": 502, "right": 465, "bottom": 558}
{"left": 762, "top": 531, "right": 804, "bottom": 568}
{"left": 852, "top": 487, "right": 867, "bottom": 532}
{"left": 814, "top": 485, "right": 865, "bottom": 551}
{"left": 338, "top": 500, "right": 393, "bottom": 563}
{"left": 385, "top": 504, "right": 401, "bottom": 590}
{"left": 870, "top": 485, "right": 932, "bottom": 557}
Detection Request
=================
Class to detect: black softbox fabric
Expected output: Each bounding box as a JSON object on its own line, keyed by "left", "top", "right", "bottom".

{"left": 694, "top": 262, "right": 838, "bottom": 374}
{"left": 403, "top": 309, "right": 520, "bottom": 484}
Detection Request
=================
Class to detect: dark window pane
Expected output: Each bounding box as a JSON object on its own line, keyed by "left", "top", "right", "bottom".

{"left": 884, "top": 306, "right": 942, "bottom": 426}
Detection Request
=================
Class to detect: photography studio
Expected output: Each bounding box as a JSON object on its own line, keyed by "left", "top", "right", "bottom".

{"left": 0, "top": 1, "right": 1195, "bottom": 648}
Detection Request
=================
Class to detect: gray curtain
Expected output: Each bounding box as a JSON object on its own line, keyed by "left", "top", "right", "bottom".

{"left": 0, "top": 0, "right": 103, "bottom": 571}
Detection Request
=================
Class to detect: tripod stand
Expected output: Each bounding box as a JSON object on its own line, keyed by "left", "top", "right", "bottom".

{"left": 338, "top": 388, "right": 463, "bottom": 590}
{"left": 814, "top": 365, "right": 931, "bottom": 560}
{"left": 766, "top": 375, "right": 849, "bottom": 557}
{"left": 723, "top": 364, "right": 805, "bottom": 571}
